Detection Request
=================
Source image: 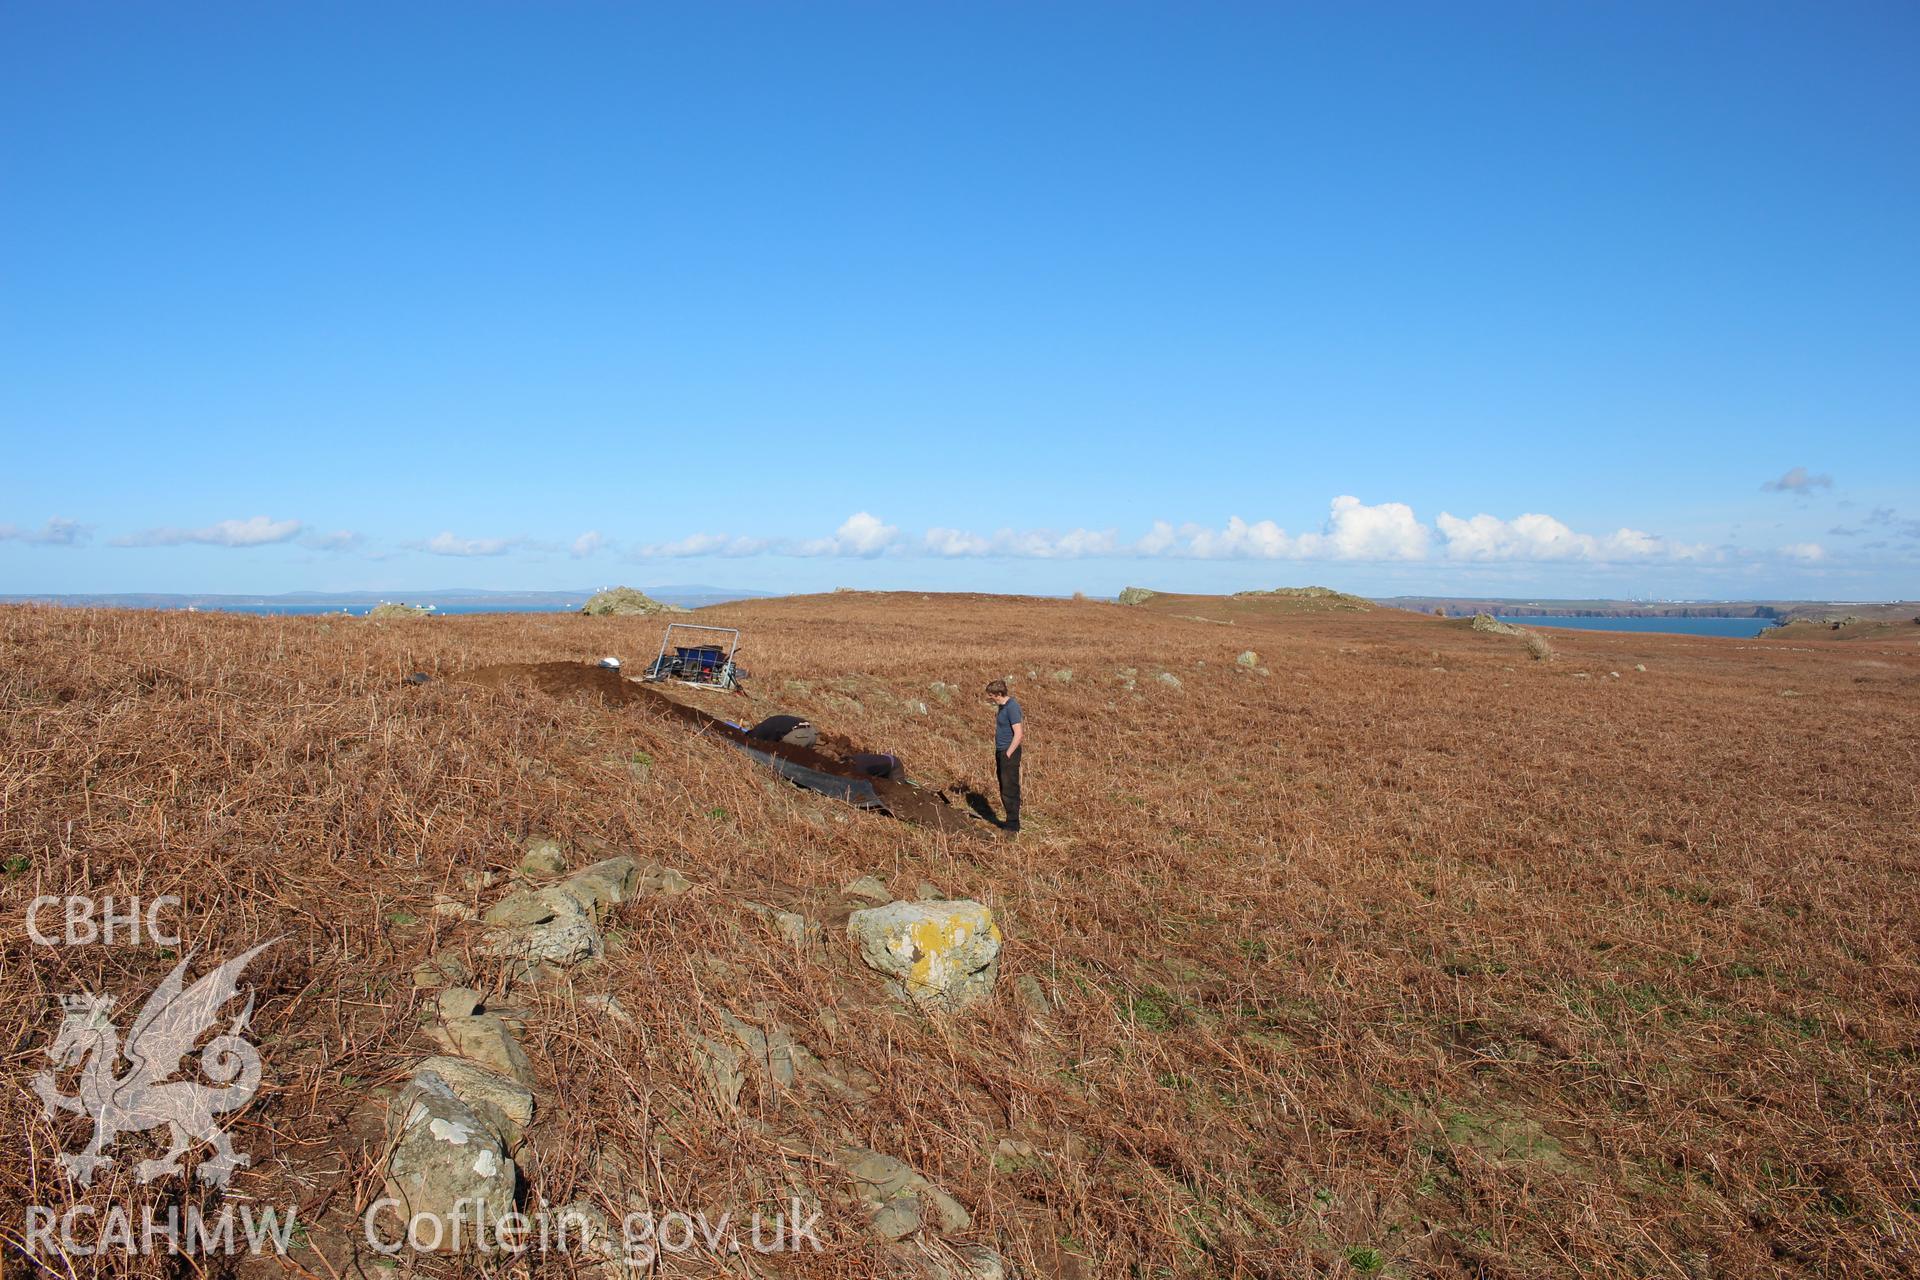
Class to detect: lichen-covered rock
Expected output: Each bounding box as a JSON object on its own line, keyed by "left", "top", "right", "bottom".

{"left": 1116, "top": 587, "right": 1159, "bottom": 606}
{"left": 1470, "top": 613, "right": 1525, "bottom": 637}
{"left": 1236, "top": 650, "right": 1260, "bottom": 668}
{"left": 847, "top": 900, "right": 1002, "bottom": 1011}
{"left": 382, "top": 1074, "right": 516, "bottom": 1241}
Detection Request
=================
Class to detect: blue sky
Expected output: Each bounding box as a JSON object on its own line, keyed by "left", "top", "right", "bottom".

{"left": 3, "top": 2, "right": 1915, "bottom": 600}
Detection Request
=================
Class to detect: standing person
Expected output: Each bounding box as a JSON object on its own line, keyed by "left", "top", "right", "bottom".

{"left": 986, "top": 679, "right": 1024, "bottom": 832}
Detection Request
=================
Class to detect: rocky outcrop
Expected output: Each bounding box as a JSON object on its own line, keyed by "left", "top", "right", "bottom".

{"left": 1116, "top": 587, "right": 1159, "bottom": 606}
{"left": 848, "top": 900, "right": 1002, "bottom": 1012}
{"left": 1233, "top": 585, "right": 1371, "bottom": 610}
{"left": 368, "top": 601, "right": 434, "bottom": 619}
{"left": 579, "top": 586, "right": 685, "bottom": 616}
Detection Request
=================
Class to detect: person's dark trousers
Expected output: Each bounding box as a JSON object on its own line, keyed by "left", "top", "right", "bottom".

{"left": 994, "top": 746, "right": 1022, "bottom": 831}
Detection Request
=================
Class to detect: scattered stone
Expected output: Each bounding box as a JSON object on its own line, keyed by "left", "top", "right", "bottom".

{"left": 437, "top": 987, "right": 483, "bottom": 1020}
{"left": 555, "top": 856, "right": 642, "bottom": 913}
{"left": 430, "top": 895, "right": 475, "bottom": 921}
{"left": 843, "top": 875, "right": 891, "bottom": 904}
{"left": 414, "top": 1056, "right": 535, "bottom": 1129}
{"left": 1635, "top": 664, "right": 1647, "bottom": 673}
{"left": 412, "top": 950, "right": 472, "bottom": 991}
{"left": 1780, "top": 689, "right": 1801, "bottom": 698}
{"left": 433, "top": 1013, "right": 537, "bottom": 1086}
{"left": 404, "top": 672, "right": 432, "bottom": 686}
{"left": 637, "top": 863, "right": 693, "bottom": 896}
{"left": 915, "top": 880, "right": 943, "bottom": 902}
{"left": 579, "top": 993, "right": 633, "bottom": 1024}
{"left": 745, "top": 900, "right": 816, "bottom": 949}
{"left": 1236, "top": 650, "right": 1259, "bottom": 668}
{"left": 848, "top": 900, "right": 1003, "bottom": 1012}
{"left": 382, "top": 1074, "right": 516, "bottom": 1241}
{"left": 1014, "top": 974, "right": 1050, "bottom": 1016}
{"left": 1572, "top": 672, "right": 1591, "bottom": 680}
{"left": 482, "top": 889, "right": 561, "bottom": 929}
{"left": 928, "top": 681, "right": 955, "bottom": 704}
{"left": 485, "top": 893, "right": 601, "bottom": 967}
{"left": 1049, "top": 668, "right": 1073, "bottom": 683}
{"left": 840, "top": 1147, "right": 971, "bottom": 1240}
{"left": 925, "top": 1244, "right": 1016, "bottom": 1280}
{"left": 1609, "top": 671, "right": 1621, "bottom": 679}
{"left": 519, "top": 835, "right": 568, "bottom": 877}
{"left": 1156, "top": 671, "right": 1182, "bottom": 689}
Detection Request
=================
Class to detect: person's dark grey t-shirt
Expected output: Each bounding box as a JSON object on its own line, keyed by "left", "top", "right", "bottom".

{"left": 995, "top": 696, "right": 1024, "bottom": 752}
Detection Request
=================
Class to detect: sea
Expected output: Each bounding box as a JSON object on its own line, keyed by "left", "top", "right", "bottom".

{"left": 1495, "top": 615, "right": 1776, "bottom": 638}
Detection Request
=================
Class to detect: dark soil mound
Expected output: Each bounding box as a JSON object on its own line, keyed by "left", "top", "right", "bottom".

{"left": 456, "top": 662, "right": 980, "bottom": 835}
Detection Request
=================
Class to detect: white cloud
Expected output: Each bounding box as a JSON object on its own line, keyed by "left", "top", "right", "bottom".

{"left": 571, "top": 530, "right": 606, "bottom": 558}
{"left": 1434, "top": 511, "right": 1708, "bottom": 562}
{"left": 1176, "top": 517, "right": 1298, "bottom": 559}
{"left": 633, "top": 532, "right": 772, "bottom": 558}
{"left": 1780, "top": 541, "right": 1827, "bottom": 562}
{"left": 924, "top": 526, "right": 1121, "bottom": 558}
{"left": 593, "top": 497, "right": 1734, "bottom": 567}
{"left": 924, "top": 527, "right": 993, "bottom": 556}
{"left": 1137, "top": 498, "right": 1431, "bottom": 561}
{"left": 303, "top": 529, "right": 365, "bottom": 552}
{"left": 116, "top": 515, "right": 303, "bottom": 548}
{"left": 795, "top": 512, "right": 899, "bottom": 558}
{"left": 424, "top": 531, "right": 514, "bottom": 557}
{"left": 1763, "top": 466, "right": 1833, "bottom": 495}
{"left": 1304, "top": 496, "right": 1431, "bottom": 560}
{"left": 0, "top": 516, "right": 91, "bottom": 546}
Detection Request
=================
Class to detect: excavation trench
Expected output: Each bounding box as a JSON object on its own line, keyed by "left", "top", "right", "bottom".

{"left": 454, "top": 662, "right": 984, "bottom": 836}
